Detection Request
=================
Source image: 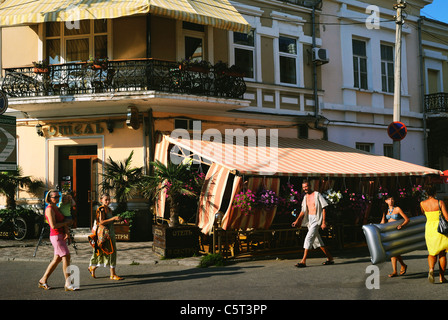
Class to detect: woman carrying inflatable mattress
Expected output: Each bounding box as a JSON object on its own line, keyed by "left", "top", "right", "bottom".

{"left": 380, "top": 195, "right": 409, "bottom": 278}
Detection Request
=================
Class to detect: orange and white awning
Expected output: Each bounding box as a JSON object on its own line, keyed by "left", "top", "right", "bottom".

{"left": 154, "top": 133, "right": 441, "bottom": 233}
{"left": 165, "top": 134, "right": 441, "bottom": 178}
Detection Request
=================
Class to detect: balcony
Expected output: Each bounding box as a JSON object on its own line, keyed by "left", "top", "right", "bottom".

{"left": 425, "top": 92, "right": 448, "bottom": 113}
{"left": 1, "top": 59, "right": 246, "bottom": 100}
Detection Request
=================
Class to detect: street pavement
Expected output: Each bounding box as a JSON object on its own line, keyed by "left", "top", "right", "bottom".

{"left": 1, "top": 233, "right": 448, "bottom": 308}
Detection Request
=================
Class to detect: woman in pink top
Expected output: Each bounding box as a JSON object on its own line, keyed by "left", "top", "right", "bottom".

{"left": 38, "top": 189, "right": 77, "bottom": 291}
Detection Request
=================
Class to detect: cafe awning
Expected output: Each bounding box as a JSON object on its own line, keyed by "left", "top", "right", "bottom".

{"left": 165, "top": 134, "right": 442, "bottom": 178}
{"left": 154, "top": 133, "right": 442, "bottom": 234}
{"left": 0, "top": 0, "right": 250, "bottom": 32}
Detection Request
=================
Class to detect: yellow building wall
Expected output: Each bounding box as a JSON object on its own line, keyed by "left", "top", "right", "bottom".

{"left": 2, "top": 25, "right": 39, "bottom": 69}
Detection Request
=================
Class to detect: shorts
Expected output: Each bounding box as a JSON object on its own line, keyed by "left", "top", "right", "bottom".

{"left": 50, "top": 234, "right": 70, "bottom": 257}
{"left": 303, "top": 215, "right": 325, "bottom": 250}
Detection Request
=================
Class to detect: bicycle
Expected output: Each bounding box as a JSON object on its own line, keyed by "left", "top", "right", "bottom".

{"left": 0, "top": 209, "right": 29, "bottom": 241}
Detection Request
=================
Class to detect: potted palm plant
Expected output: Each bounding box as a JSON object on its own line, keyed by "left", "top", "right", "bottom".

{"left": 141, "top": 160, "right": 201, "bottom": 258}
{"left": 100, "top": 150, "right": 142, "bottom": 214}
{"left": 100, "top": 151, "right": 143, "bottom": 241}
{"left": 143, "top": 160, "right": 199, "bottom": 226}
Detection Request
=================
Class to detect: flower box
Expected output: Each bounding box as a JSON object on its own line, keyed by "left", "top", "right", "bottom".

{"left": 114, "top": 220, "right": 131, "bottom": 241}
{"left": 33, "top": 67, "right": 49, "bottom": 74}
{"left": 152, "top": 224, "right": 199, "bottom": 258}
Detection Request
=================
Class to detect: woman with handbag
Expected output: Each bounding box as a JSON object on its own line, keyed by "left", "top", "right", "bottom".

{"left": 420, "top": 184, "right": 448, "bottom": 283}
{"left": 88, "top": 193, "right": 124, "bottom": 280}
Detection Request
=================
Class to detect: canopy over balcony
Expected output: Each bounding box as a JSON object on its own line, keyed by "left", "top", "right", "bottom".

{"left": 0, "top": 0, "right": 250, "bottom": 33}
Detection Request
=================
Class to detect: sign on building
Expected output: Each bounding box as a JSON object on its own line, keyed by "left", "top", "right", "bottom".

{"left": 0, "top": 115, "right": 17, "bottom": 171}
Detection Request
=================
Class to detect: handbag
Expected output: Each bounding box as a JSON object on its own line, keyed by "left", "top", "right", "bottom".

{"left": 437, "top": 200, "right": 448, "bottom": 236}
{"left": 87, "top": 206, "right": 114, "bottom": 255}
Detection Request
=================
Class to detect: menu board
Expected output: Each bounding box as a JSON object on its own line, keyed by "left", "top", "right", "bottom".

{"left": 0, "top": 115, "right": 17, "bottom": 171}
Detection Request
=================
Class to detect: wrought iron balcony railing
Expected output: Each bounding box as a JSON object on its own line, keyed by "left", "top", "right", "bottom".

{"left": 1, "top": 58, "right": 246, "bottom": 100}
{"left": 425, "top": 92, "right": 448, "bottom": 113}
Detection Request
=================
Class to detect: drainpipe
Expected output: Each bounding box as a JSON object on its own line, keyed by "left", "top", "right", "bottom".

{"left": 311, "top": 0, "right": 327, "bottom": 139}
{"left": 418, "top": 17, "right": 429, "bottom": 167}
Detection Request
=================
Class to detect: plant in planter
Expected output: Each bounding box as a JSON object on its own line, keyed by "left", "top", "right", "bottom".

{"left": 257, "top": 188, "right": 279, "bottom": 211}
{"left": 232, "top": 189, "right": 256, "bottom": 216}
{"left": 142, "top": 160, "right": 200, "bottom": 227}
{"left": 114, "top": 210, "right": 137, "bottom": 241}
{"left": 116, "top": 210, "right": 136, "bottom": 227}
{"left": 100, "top": 151, "right": 143, "bottom": 214}
{"left": 180, "top": 59, "right": 211, "bottom": 73}
{"left": 32, "top": 59, "right": 49, "bottom": 73}
{"left": 277, "top": 183, "right": 301, "bottom": 215}
{"left": 86, "top": 56, "right": 108, "bottom": 70}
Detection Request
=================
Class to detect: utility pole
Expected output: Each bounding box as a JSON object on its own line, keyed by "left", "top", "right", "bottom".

{"left": 393, "top": 0, "right": 406, "bottom": 160}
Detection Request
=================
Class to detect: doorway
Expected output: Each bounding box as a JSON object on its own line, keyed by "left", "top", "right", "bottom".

{"left": 58, "top": 146, "right": 98, "bottom": 228}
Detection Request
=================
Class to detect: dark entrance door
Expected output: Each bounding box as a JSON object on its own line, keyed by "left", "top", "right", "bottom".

{"left": 58, "top": 146, "right": 97, "bottom": 228}
{"left": 69, "top": 155, "right": 98, "bottom": 228}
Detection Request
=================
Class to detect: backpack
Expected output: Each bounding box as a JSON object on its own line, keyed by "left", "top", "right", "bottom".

{"left": 88, "top": 205, "right": 114, "bottom": 255}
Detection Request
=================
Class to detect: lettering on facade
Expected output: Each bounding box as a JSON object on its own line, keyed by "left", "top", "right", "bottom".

{"left": 172, "top": 230, "right": 193, "bottom": 237}
{"left": 46, "top": 123, "right": 104, "bottom": 136}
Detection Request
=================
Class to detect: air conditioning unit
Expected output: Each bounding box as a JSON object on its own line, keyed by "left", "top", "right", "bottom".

{"left": 312, "top": 48, "right": 329, "bottom": 64}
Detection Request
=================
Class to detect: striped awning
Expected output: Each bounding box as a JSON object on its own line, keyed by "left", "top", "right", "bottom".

{"left": 149, "top": 0, "right": 250, "bottom": 33}
{"left": 197, "top": 162, "right": 231, "bottom": 234}
{"left": 165, "top": 135, "right": 441, "bottom": 177}
{"left": 156, "top": 133, "right": 442, "bottom": 233}
{"left": 0, "top": 0, "right": 250, "bottom": 32}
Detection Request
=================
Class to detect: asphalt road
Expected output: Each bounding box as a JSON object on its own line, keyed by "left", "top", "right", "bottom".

{"left": 1, "top": 247, "right": 447, "bottom": 306}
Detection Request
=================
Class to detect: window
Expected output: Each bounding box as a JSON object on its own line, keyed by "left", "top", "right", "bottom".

{"left": 383, "top": 144, "right": 393, "bottom": 158}
{"left": 233, "top": 30, "right": 255, "bottom": 79}
{"left": 381, "top": 44, "right": 394, "bottom": 93}
{"left": 279, "top": 36, "right": 297, "bottom": 85}
{"left": 356, "top": 142, "right": 374, "bottom": 153}
{"left": 352, "top": 39, "right": 368, "bottom": 89}
{"left": 183, "top": 22, "right": 204, "bottom": 62}
{"left": 185, "top": 36, "right": 203, "bottom": 61}
{"left": 45, "top": 20, "right": 108, "bottom": 64}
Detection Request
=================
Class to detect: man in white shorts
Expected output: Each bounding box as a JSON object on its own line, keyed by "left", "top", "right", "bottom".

{"left": 292, "top": 180, "right": 334, "bottom": 267}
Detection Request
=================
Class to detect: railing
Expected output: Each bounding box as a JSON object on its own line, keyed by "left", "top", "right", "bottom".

{"left": 425, "top": 92, "right": 448, "bottom": 113}
{"left": 1, "top": 59, "right": 246, "bottom": 99}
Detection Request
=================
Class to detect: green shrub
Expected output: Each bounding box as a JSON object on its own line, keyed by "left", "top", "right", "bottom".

{"left": 199, "top": 253, "right": 224, "bottom": 268}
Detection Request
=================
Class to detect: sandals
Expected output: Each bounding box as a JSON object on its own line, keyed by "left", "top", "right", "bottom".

{"left": 65, "top": 284, "right": 78, "bottom": 291}
{"left": 428, "top": 270, "right": 434, "bottom": 284}
{"left": 88, "top": 266, "right": 96, "bottom": 279}
{"left": 110, "top": 275, "right": 124, "bottom": 280}
{"left": 388, "top": 273, "right": 398, "bottom": 278}
{"left": 322, "top": 260, "right": 334, "bottom": 265}
{"left": 399, "top": 265, "right": 407, "bottom": 276}
{"left": 38, "top": 282, "right": 51, "bottom": 290}
{"left": 295, "top": 262, "right": 306, "bottom": 268}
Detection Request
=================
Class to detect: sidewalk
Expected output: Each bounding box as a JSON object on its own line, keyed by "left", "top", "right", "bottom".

{"left": 0, "top": 233, "right": 201, "bottom": 267}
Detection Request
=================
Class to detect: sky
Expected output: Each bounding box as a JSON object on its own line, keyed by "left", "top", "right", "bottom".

{"left": 421, "top": 0, "right": 448, "bottom": 24}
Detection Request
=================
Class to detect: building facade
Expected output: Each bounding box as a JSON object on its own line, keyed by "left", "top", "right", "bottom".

{"left": 1, "top": 0, "right": 446, "bottom": 229}
{"left": 420, "top": 16, "right": 448, "bottom": 193}
{"left": 320, "top": 0, "right": 432, "bottom": 165}
{"left": 0, "top": 0, "right": 326, "bottom": 227}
